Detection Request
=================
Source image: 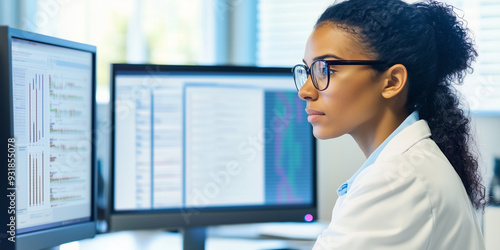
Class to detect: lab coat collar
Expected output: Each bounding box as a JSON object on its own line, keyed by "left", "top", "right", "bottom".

{"left": 375, "top": 119, "right": 432, "bottom": 164}
{"left": 337, "top": 111, "right": 420, "bottom": 196}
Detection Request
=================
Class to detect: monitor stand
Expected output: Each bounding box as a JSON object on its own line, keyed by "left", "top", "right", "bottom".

{"left": 181, "top": 227, "right": 207, "bottom": 250}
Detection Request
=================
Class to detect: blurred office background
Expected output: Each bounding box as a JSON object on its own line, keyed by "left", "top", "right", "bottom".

{"left": 2, "top": 0, "right": 500, "bottom": 248}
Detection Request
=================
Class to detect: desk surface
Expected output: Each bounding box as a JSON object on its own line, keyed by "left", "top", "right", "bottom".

{"left": 61, "top": 223, "right": 325, "bottom": 250}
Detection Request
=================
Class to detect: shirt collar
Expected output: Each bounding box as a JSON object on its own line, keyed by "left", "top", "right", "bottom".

{"left": 337, "top": 111, "right": 420, "bottom": 196}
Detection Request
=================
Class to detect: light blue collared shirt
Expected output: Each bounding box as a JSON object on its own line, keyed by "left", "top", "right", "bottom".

{"left": 337, "top": 111, "right": 420, "bottom": 196}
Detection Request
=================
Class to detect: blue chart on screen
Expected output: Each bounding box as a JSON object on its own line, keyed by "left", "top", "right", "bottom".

{"left": 264, "top": 91, "right": 313, "bottom": 205}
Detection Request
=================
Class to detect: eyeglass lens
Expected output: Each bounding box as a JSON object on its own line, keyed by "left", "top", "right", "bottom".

{"left": 311, "top": 60, "right": 328, "bottom": 90}
{"left": 294, "top": 60, "right": 329, "bottom": 91}
{"left": 293, "top": 65, "right": 308, "bottom": 90}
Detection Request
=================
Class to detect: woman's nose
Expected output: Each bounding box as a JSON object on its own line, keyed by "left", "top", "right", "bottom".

{"left": 298, "top": 76, "right": 318, "bottom": 101}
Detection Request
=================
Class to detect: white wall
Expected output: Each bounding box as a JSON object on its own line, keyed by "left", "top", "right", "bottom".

{"left": 317, "top": 135, "right": 364, "bottom": 222}
{"left": 471, "top": 116, "right": 500, "bottom": 193}
{"left": 484, "top": 206, "right": 500, "bottom": 250}
{"left": 470, "top": 115, "right": 500, "bottom": 248}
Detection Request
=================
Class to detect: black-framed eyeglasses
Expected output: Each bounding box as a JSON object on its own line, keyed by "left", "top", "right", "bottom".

{"left": 292, "top": 59, "right": 386, "bottom": 91}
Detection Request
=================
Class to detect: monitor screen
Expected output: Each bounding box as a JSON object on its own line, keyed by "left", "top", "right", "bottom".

{"left": 0, "top": 26, "right": 96, "bottom": 250}
{"left": 12, "top": 37, "right": 93, "bottom": 232}
{"left": 110, "top": 65, "right": 316, "bottom": 231}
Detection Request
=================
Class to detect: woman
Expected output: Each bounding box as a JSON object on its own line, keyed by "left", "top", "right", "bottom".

{"left": 292, "top": 0, "right": 486, "bottom": 249}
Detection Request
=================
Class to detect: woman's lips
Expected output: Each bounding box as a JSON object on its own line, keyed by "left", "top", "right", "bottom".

{"left": 306, "top": 108, "right": 325, "bottom": 123}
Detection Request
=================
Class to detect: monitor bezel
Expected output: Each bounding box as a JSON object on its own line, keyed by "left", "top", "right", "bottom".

{"left": 0, "top": 26, "right": 97, "bottom": 249}
{"left": 108, "top": 63, "right": 317, "bottom": 232}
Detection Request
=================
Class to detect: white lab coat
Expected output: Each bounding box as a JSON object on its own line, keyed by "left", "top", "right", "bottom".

{"left": 313, "top": 120, "right": 486, "bottom": 250}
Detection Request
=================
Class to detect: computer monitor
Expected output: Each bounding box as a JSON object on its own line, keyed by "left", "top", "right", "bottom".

{"left": 110, "top": 64, "right": 316, "bottom": 249}
{"left": 0, "top": 26, "right": 96, "bottom": 250}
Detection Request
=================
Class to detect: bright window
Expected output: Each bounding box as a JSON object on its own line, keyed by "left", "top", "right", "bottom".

{"left": 28, "top": 0, "right": 214, "bottom": 102}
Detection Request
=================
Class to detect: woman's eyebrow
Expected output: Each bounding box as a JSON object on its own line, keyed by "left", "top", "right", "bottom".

{"left": 314, "top": 54, "right": 343, "bottom": 60}
{"left": 303, "top": 54, "right": 345, "bottom": 66}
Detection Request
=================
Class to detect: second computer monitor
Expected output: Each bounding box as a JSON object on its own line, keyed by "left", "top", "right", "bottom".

{"left": 0, "top": 26, "right": 96, "bottom": 250}
{"left": 110, "top": 64, "right": 316, "bottom": 231}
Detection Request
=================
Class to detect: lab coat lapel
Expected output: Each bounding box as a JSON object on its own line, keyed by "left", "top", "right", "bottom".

{"left": 375, "top": 120, "right": 432, "bottom": 164}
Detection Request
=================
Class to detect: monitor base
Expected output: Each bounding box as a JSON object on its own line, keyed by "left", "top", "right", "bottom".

{"left": 182, "top": 227, "right": 207, "bottom": 250}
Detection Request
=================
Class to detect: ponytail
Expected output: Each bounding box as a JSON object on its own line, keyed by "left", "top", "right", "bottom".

{"left": 416, "top": 2, "right": 485, "bottom": 210}
{"left": 419, "top": 85, "right": 485, "bottom": 210}
{"left": 317, "top": 0, "right": 486, "bottom": 209}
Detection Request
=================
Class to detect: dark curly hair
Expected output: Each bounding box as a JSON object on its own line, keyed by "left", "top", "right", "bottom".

{"left": 316, "top": 0, "right": 486, "bottom": 210}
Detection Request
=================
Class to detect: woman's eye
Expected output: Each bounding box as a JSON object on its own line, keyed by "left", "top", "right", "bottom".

{"left": 320, "top": 67, "right": 335, "bottom": 76}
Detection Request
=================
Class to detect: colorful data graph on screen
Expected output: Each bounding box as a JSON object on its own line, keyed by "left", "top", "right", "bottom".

{"left": 28, "top": 152, "right": 47, "bottom": 207}
{"left": 48, "top": 149, "right": 89, "bottom": 208}
{"left": 28, "top": 74, "right": 47, "bottom": 143}
{"left": 49, "top": 160, "right": 87, "bottom": 206}
{"left": 20, "top": 71, "right": 91, "bottom": 208}
{"left": 49, "top": 114, "right": 90, "bottom": 206}
{"left": 48, "top": 73, "right": 89, "bottom": 134}
{"left": 264, "top": 91, "right": 313, "bottom": 204}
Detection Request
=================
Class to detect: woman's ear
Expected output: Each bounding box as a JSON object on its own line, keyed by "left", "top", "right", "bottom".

{"left": 381, "top": 64, "right": 408, "bottom": 99}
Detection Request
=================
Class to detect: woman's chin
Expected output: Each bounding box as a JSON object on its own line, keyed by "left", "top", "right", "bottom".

{"left": 312, "top": 127, "right": 344, "bottom": 140}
